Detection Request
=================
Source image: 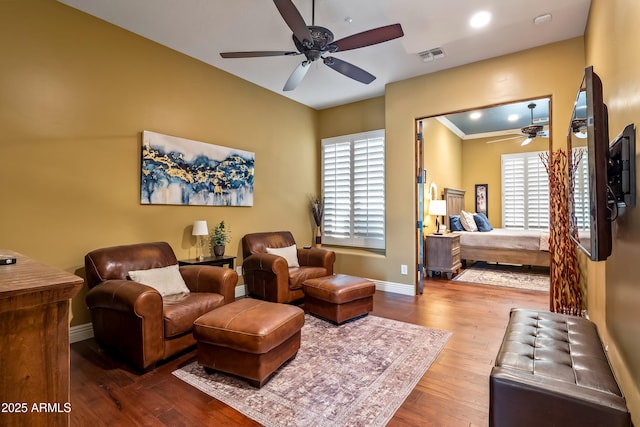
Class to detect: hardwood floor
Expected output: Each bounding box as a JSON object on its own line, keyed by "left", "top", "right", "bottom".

{"left": 70, "top": 277, "right": 548, "bottom": 426}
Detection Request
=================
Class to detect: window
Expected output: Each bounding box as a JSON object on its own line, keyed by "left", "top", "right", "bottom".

{"left": 501, "top": 151, "right": 550, "bottom": 230}
{"left": 322, "top": 130, "right": 385, "bottom": 249}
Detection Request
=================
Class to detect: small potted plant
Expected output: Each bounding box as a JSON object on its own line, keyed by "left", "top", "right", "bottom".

{"left": 210, "top": 220, "right": 231, "bottom": 257}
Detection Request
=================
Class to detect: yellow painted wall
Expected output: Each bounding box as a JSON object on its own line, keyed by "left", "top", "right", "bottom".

{"left": 584, "top": 0, "right": 640, "bottom": 422}
{"left": 420, "top": 118, "right": 463, "bottom": 231}
{"left": 317, "top": 97, "right": 385, "bottom": 139}
{"left": 317, "top": 98, "right": 390, "bottom": 277}
{"left": 0, "top": 0, "right": 318, "bottom": 326}
{"left": 317, "top": 40, "right": 584, "bottom": 292}
{"left": 378, "top": 37, "right": 585, "bottom": 291}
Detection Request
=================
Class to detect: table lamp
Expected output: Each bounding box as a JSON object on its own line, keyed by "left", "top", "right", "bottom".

{"left": 192, "top": 220, "right": 209, "bottom": 261}
{"left": 428, "top": 200, "right": 447, "bottom": 234}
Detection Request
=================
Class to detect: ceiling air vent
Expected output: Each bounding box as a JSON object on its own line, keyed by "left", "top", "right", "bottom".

{"left": 419, "top": 47, "right": 445, "bottom": 62}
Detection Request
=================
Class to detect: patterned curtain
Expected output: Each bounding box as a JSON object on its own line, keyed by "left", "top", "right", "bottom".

{"left": 541, "top": 149, "right": 583, "bottom": 315}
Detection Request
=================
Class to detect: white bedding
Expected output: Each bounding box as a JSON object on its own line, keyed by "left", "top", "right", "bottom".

{"left": 457, "top": 228, "right": 550, "bottom": 252}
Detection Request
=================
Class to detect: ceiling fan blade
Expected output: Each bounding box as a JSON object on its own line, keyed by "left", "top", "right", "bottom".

{"left": 521, "top": 137, "right": 534, "bottom": 146}
{"left": 220, "top": 51, "right": 299, "bottom": 59}
{"left": 323, "top": 57, "right": 375, "bottom": 84}
{"left": 333, "top": 23, "right": 404, "bottom": 52}
{"left": 273, "top": 0, "right": 313, "bottom": 47}
{"left": 283, "top": 61, "right": 311, "bottom": 91}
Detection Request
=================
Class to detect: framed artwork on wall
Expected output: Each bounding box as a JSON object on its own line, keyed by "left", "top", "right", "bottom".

{"left": 140, "top": 130, "right": 255, "bottom": 206}
{"left": 475, "top": 184, "right": 488, "bottom": 217}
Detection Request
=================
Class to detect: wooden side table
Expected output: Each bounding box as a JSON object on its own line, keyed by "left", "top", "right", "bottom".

{"left": 179, "top": 255, "right": 236, "bottom": 269}
{"left": 426, "top": 233, "right": 462, "bottom": 279}
{"left": 0, "top": 250, "right": 83, "bottom": 427}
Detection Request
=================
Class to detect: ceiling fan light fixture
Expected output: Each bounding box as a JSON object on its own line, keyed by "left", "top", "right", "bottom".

{"left": 521, "top": 124, "right": 543, "bottom": 135}
{"left": 572, "top": 118, "right": 588, "bottom": 138}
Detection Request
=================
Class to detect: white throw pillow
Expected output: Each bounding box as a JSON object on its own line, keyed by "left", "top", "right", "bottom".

{"left": 128, "top": 264, "right": 190, "bottom": 297}
{"left": 266, "top": 244, "right": 300, "bottom": 267}
{"left": 460, "top": 210, "right": 478, "bottom": 232}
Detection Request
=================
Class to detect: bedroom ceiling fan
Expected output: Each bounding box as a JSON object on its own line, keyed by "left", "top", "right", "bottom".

{"left": 220, "top": 0, "right": 404, "bottom": 91}
{"left": 487, "top": 103, "right": 549, "bottom": 145}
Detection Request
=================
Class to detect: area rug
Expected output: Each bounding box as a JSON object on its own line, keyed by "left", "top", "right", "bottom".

{"left": 453, "top": 261, "right": 550, "bottom": 291}
{"left": 173, "top": 314, "right": 450, "bottom": 427}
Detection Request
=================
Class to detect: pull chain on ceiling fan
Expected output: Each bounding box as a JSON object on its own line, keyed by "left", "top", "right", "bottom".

{"left": 220, "top": 0, "right": 404, "bottom": 91}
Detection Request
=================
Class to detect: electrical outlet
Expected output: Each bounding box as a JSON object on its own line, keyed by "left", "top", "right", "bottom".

{"left": 401, "top": 264, "right": 408, "bottom": 275}
{"left": 236, "top": 266, "right": 243, "bottom": 276}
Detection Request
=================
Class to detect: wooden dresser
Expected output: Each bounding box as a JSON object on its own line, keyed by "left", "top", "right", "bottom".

{"left": 0, "top": 250, "right": 83, "bottom": 427}
{"left": 426, "top": 233, "right": 462, "bottom": 279}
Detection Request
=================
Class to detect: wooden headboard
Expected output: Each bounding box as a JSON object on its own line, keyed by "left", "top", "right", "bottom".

{"left": 444, "top": 188, "right": 465, "bottom": 219}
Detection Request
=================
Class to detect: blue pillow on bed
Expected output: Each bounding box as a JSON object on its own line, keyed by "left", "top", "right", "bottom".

{"left": 449, "top": 215, "right": 464, "bottom": 231}
{"left": 473, "top": 212, "right": 493, "bottom": 232}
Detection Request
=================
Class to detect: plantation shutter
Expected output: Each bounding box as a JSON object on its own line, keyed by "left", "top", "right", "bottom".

{"left": 323, "top": 141, "right": 352, "bottom": 240}
{"left": 502, "top": 152, "right": 550, "bottom": 230}
{"left": 526, "top": 154, "right": 550, "bottom": 229}
{"left": 322, "top": 130, "right": 385, "bottom": 249}
{"left": 502, "top": 155, "right": 526, "bottom": 228}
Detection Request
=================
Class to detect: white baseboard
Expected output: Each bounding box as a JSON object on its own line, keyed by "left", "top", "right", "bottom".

{"left": 236, "top": 284, "right": 248, "bottom": 298}
{"left": 70, "top": 323, "right": 94, "bottom": 343}
{"left": 369, "top": 279, "right": 416, "bottom": 296}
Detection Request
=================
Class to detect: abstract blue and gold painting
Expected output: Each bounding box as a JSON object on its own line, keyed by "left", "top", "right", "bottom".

{"left": 141, "top": 131, "right": 254, "bottom": 206}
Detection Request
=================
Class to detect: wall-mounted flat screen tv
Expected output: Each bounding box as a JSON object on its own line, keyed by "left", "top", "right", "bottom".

{"left": 568, "top": 66, "right": 612, "bottom": 261}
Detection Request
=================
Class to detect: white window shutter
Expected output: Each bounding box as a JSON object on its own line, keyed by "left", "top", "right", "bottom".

{"left": 322, "top": 130, "right": 385, "bottom": 249}
{"left": 502, "top": 151, "right": 550, "bottom": 230}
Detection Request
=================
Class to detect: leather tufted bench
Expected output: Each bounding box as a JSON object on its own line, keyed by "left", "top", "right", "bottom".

{"left": 490, "top": 308, "right": 630, "bottom": 427}
{"left": 193, "top": 298, "right": 304, "bottom": 387}
{"left": 302, "top": 274, "right": 375, "bottom": 324}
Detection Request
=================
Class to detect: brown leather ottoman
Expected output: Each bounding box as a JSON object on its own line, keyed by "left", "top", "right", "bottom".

{"left": 193, "top": 298, "right": 304, "bottom": 387}
{"left": 302, "top": 274, "right": 375, "bottom": 324}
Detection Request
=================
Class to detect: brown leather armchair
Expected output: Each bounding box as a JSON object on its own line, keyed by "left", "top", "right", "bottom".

{"left": 241, "top": 231, "right": 335, "bottom": 303}
{"left": 84, "top": 241, "right": 237, "bottom": 371}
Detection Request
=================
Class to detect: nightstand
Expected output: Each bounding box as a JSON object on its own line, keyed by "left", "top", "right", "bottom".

{"left": 178, "top": 255, "right": 236, "bottom": 269}
{"left": 426, "top": 233, "right": 461, "bottom": 279}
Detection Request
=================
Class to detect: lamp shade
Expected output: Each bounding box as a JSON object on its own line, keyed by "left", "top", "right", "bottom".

{"left": 192, "top": 220, "right": 209, "bottom": 236}
{"left": 428, "top": 200, "right": 447, "bottom": 216}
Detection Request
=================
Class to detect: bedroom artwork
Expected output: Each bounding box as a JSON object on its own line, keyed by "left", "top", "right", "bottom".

{"left": 475, "top": 184, "right": 488, "bottom": 217}
{"left": 140, "top": 131, "right": 255, "bottom": 206}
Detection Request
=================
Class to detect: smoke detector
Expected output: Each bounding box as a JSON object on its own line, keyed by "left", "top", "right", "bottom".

{"left": 419, "top": 47, "right": 446, "bottom": 62}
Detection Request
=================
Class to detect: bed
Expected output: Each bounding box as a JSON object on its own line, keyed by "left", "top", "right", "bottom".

{"left": 443, "top": 187, "right": 550, "bottom": 267}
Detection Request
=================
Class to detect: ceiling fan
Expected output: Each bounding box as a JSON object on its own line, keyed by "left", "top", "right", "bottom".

{"left": 487, "top": 103, "right": 549, "bottom": 145}
{"left": 220, "top": 0, "right": 404, "bottom": 91}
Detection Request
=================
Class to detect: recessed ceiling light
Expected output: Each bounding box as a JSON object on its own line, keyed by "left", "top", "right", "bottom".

{"left": 470, "top": 11, "right": 491, "bottom": 28}
{"left": 508, "top": 114, "right": 519, "bottom": 122}
{"left": 470, "top": 111, "right": 482, "bottom": 120}
{"left": 344, "top": 16, "right": 353, "bottom": 24}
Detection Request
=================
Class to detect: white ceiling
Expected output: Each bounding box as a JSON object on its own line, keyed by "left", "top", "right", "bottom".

{"left": 58, "top": 0, "right": 591, "bottom": 110}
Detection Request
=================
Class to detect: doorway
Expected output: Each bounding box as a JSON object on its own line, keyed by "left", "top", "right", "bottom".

{"left": 415, "top": 97, "right": 553, "bottom": 294}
